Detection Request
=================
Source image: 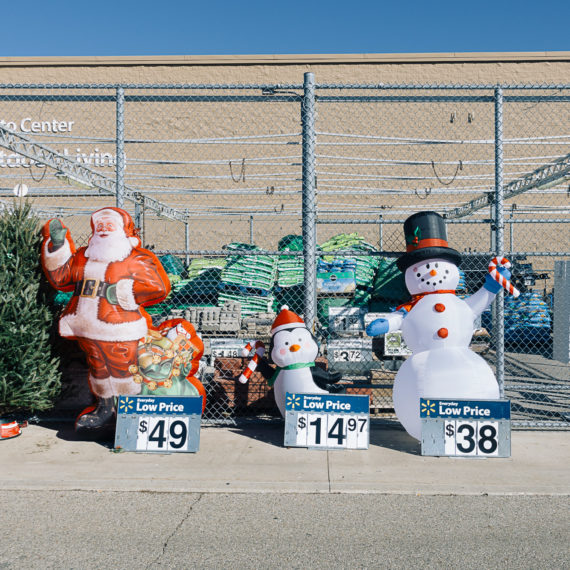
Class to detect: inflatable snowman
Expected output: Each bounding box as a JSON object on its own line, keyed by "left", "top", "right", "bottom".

{"left": 245, "top": 306, "right": 343, "bottom": 417}
{"left": 366, "top": 211, "right": 517, "bottom": 440}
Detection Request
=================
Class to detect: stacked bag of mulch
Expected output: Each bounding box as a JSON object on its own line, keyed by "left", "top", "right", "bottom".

{"left": 482, "top": 290, "right": 552, "bottom": 344}
{"left": 218, "top": 242, "right": 277, "bottom": 317}
{"left": 319, "top": 233, "right": 379, "bottom": 291}
{"left": 317, "top": 233, "right": 380, "bottom": 327}
{"left": 368, "top": 257, "right": 409, "bottom": 313}
{"left": 169, "top": 257, "right": 227, "bottom": 308}
{"left": 274, "top": 235, "right": 305, "bottom": 315}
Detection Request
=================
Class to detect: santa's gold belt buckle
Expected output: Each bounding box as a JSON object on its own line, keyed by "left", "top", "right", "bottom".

{"left": 81, "top": 279, "right": 100, "bottom": 297}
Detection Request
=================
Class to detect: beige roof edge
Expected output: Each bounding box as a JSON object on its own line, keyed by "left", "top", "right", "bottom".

{"left": 1, "top": 51, "right": 570, "bottom": 67}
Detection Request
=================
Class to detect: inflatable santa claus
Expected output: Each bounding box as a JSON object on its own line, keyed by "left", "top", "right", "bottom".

{"left": 41, "top": 207, "right": 171, "bottom": 430}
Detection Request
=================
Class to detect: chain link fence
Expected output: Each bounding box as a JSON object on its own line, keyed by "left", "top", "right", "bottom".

{"left": 0, "top": 77, "right": 568, "bottom": 428}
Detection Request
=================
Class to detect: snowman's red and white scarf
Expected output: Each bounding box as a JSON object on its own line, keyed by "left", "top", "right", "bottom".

{"left": 396, "top": 289, "right": 456, "bottom": 313}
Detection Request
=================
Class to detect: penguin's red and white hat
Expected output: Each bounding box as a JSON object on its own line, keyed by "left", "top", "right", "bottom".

{"left": 271, "top": 305, "right": 305, "bottom": 335}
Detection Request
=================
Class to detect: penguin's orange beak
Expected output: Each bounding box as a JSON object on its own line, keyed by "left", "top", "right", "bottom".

{"left": 289, "top": 344, "right": 301, "bottom": 352}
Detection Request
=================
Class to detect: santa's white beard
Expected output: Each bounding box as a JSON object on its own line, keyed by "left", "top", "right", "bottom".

{"left": 86, "top": 230, "right": 133, "bottom": 262}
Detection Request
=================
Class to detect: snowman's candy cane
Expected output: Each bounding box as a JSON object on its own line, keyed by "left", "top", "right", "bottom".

{"left": 488, "top": 257, "right": 520, "bottom": 298}
{"left": 239, "top": 341, "right": 266, "bottom": 384}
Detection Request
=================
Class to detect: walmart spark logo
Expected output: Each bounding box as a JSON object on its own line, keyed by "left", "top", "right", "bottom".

{"left": 421, "top": 400, "right": 436, "bottom": 416}
{"left": 118, "top": 397, "right": 135, "bottom": 413}
{"left": 286, "top": 394, "right": 302, "bottom": 410}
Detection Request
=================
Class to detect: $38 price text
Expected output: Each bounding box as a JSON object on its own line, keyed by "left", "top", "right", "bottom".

{"left": 444, "top": 420, "right": 500, "bottom": 456}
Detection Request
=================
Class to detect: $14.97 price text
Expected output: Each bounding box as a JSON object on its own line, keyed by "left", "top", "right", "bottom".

{"left": 294, "top": 413, "right": 368, "bottom": 449}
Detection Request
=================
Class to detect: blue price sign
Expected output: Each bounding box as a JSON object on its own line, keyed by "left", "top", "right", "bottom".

{"left": 421, "top": 399, "right": 511, "bottom": 458}
{"left": 114, "top": 395, "right": 202, "bottom": 453}
{"left": 284, "top": 393, "right": 370, "bottom": 450}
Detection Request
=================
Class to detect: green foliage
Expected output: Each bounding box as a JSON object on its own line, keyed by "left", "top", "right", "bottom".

{"left": 0, "top": 201, "right": 61, "bottom": 415}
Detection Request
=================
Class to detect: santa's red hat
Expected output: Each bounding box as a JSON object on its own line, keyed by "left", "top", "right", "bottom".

{"left": 91, "top": 207, "right": 140, "bottom": 247}
{"left": 271, "top": 305, "right": 305, "bottom": 335}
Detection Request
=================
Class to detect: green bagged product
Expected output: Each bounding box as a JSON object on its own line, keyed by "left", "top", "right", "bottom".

{"left": 159, "top": 254, "right": 186, "bottom": 277}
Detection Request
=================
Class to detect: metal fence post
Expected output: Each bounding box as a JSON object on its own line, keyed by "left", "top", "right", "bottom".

{"left": 494, "top": 86, "right": 506, "bottom": 396}
{"left": 185, "top": 215, "right": 190, "bottom": 267}
{"left": 116, "top": 86, "right": 125, "bottom": 209}
{"left": 302, "top": 72, "right": 317, "bottom": 329}
{"left": 134, "top": 198, "right": 142, "bottom": 238}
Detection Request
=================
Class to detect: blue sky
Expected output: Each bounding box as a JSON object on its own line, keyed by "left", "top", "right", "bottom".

{"left": 4, "top": 0, "right": 569, "bottom": 57}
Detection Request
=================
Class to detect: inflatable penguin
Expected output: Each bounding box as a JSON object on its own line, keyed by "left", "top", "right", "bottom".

{"left": 366, "top": 211, "right": 518, "bottom": 440}
{"left": 253, "top": 306, "right": 343, "bottom": 417}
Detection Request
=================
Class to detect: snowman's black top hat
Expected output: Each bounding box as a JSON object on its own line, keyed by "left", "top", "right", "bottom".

{"left": 396, "top": 211, "right": 462, "bottom": 272}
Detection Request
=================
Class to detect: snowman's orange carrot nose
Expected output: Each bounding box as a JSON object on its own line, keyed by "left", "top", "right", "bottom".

{"left": 430, "top": 269, "right": 437, "bottom": 276}
{"left": 289, "top": 344, "right": 301, "bottom": 352}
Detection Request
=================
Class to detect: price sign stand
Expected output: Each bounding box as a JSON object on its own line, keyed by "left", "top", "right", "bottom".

{"left": 421, "top": 398, "right": 511, "bottom": 458}
{"left": 114, "top": 395, "right": 202, "bottom": 453}
{"left": 284, "top": 393, "right": 370, "bottom": 450}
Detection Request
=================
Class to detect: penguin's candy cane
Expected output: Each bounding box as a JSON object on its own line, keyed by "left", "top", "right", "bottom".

{"left": 239, "top": 341, "right": 266, "bottom": 384}
{"left": 488, "top": 257, "right": 520, "bottom": 298}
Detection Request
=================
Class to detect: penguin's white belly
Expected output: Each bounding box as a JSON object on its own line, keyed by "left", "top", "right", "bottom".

{"left": 274, "top": 368, "right": 327, "bottom": 417}
{"left": 393, "top": 348, "right": 499, "bottom": 440}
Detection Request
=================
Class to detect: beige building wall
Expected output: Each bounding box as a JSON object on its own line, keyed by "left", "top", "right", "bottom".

{"left": 0, "top": 51, "right": 569, "bottom": 84}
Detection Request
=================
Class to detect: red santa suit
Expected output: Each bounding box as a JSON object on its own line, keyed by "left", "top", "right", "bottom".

{"left": 41, "top": 208, "right": 171, "bottom": 399}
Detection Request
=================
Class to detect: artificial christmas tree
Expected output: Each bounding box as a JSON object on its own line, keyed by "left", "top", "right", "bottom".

{"left": 0, "top": 202, "right": 61, "bottom": 416}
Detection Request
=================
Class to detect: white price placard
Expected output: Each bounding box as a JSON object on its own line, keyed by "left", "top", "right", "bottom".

{"left": 420, "top": 399, "right": 510, "bottom": 458}
{"left": 114, "top": 396, "right": 202, "bottom": 453}
{"left": 292, "top": 412, "right": 369, "bottom": 449}
{"left": 284, "top": 393, "right": 370, "bottom": 450}
{"left": 332, "top": 349, "right": 363, "bottom": 362}
{"left": 211, "top": 348, "right": 241, "bottom": 357}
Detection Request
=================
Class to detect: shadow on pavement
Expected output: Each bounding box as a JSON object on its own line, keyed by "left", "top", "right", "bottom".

{"left": 369, "top": 426, "right": 421, "bottom": 455}
{"left": 227, "top": 421, "right": 423, "bottom": 455}
{"left": 227, "top": 421, "right": 285, "bottom": 448}
{"left": 34, "top": 418, "right": 116, "bottom": 449}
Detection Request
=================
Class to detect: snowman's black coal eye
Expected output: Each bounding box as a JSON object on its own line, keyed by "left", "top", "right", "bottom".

{"left": 435, "top": 263, "right": 438, "bottom": 267}
{"left": 284, "top": 342, "right": 289, "bottom": 345}
{"left": 426, "top": 264, "right": 430, "bottom": 269}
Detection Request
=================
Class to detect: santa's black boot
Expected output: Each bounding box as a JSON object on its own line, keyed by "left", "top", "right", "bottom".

{"left": 75, "top": 397, "right": 116, "bottom": 430}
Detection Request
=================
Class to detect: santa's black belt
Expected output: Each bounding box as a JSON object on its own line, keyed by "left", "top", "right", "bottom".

{"left": 74, "top": 279, "right": 111, "bottom": 298}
